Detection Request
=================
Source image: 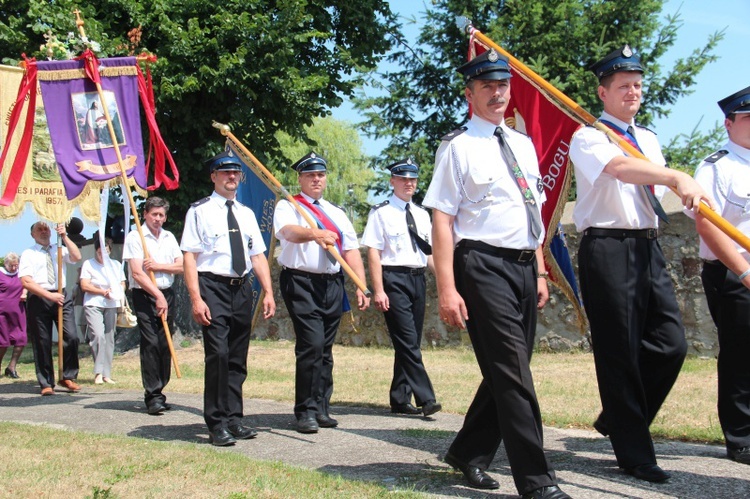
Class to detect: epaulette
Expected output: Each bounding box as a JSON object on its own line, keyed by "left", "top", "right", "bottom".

{"left": 413, "top": 203, "right": 429, "bottom": 212}
{"left": 329, "top": 201, "right": 345, "bottom": 211}
{"left": 441, "top": 127, "right": 467, "bottom": 142}
{"left": 636, "top": 125, "right": 656, "bottom": 135}
{"left": 704, "top": 150, "right": 729, "bottom": 164}
{"left": 370, "top": 200, "right": 389, "bottom": 212}
{"left": 190, "top": 196, "right": 211, "bottom": 207}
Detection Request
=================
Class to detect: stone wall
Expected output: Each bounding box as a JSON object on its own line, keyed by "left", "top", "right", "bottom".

{"left": 113, "top": 192, "right": 719, "bottom": 357}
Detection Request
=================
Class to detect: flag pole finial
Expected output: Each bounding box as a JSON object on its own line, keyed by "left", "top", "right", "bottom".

{"left": 212, "top": 121, "right": 231, "bottom": 136}
{"left": 456, "top": 16, "right": 472, "bottom": 34}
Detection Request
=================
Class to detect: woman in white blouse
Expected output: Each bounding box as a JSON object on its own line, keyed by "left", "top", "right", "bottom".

{"left": 79, "top": 236, "right": 126, "bottom": 384}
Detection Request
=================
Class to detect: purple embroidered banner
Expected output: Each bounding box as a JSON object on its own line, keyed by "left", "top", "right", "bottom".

{"left": 37, "top": 57, "right": 147, "bottom": 199}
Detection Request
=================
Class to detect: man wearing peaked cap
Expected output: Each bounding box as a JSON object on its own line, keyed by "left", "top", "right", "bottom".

{"left": 569, "top": 44, "right": 714, "bottom": 482}
{"left": 688, "top": 85, "right": 750, "bottom": 466}
{"left": 361, "top": 159, "right": 441, "bottom": 418}
{"left": 423, "top": 49, "right": 569, "bottom": 499}
{"left": 273, "top": 151, "right": 370, "bottom": 434}
{"left": 181, "top": 150, "right": 276, "bottom": 446}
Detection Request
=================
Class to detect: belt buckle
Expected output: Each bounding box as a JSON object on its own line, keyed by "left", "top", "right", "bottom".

{"left": 646, "top": 228, "right": 657, "bottom": 239}
{"left": 519, "top": 250, "right": 534, "bottom": 263}
{"left": 229, "top": 277, "right": 243, "bottom": 286}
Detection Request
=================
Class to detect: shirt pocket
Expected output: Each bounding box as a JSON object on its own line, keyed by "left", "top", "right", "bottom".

{"left": 201, "top": 219, "right": 230, "bottom": 253}
{"left": 462, "top": 164, "right": 497, "bottom": 203}
{"left": 384, "top": 220, "right": 410, "bottom": 252}
{"left": 727, "top": 174, "right": 750, "bottom": 214}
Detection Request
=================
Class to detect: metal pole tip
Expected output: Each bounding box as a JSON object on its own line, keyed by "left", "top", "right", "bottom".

{"left": 455, "top": 16, "right": 472, "bottom": 33}
{"left": 212, "top": 121, "right": 231, "bottom": 135}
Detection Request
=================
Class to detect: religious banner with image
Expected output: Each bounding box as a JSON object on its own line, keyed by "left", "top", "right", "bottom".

{"left": 0, "top": 64, "right": 100, "bottom": 223}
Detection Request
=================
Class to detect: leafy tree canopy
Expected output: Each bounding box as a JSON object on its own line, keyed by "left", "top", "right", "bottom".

{"left": 0, "top": 0, "right": 397, "bottom": 234}
{"left": 354, "top": 0, "right": 725, "bottom": 199}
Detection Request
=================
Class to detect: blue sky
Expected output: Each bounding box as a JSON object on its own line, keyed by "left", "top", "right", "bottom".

{"left": 1, "top": 1, "right": 747, "bottom": 257}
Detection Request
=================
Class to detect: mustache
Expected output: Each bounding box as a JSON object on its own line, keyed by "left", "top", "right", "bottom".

{"left": 488, "top": 98, "right": 507, "bottom": 106}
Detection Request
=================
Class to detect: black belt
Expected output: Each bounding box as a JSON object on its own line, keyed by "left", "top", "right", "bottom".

{"left": 583, "top": 227, "right": 658, "bottom": 239}
{"left": 455, "top": 239, "right": 536, "bottom": 263}
{"left": 199, "top": 272, "right": 247, "bottom": 286}
{"left": 382, "top": 265, "right": 426, "bottom": 275}
{"left": 282, "top": 267, "right": 342, "bottom": 281}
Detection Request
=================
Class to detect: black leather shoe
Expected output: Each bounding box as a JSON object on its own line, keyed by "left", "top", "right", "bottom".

{"left": 316, "top": 414, "right": 339, "bottom": 428}
{"left": 444, "top": 452, "right": 499, "bottom": 490}
{"left": 390, "top": 403, "right": 421, "bottom": 415}
{"left": 422, "top": 400, "right": 442, "bottom": 417}
{"left": 624, "top": 463, "right": 670, "bottom": 482}
{"left": 4, "top": 367, "right": 19, "bottom": 379}
{"left": 522, "top": 485, "right": 571, "bottom": 499}
{"left": 728, "top": 447, "right": 750, "bottom": 465}
{"left": 593, "top": 416, "right": 608, "bottom": 436}
{"left": 163, "top": 402, "right": 172, "bottom": 411}
{"left": 296, "top": 416, "right": 319, "bottom": 434}
{"left": 208, "top": 428, "right": 237, "bottom": 446}
{"left": 227, "top": 424, "right": 258, "bottom": 440}
{"left": 147, "top": 403, "right": 167, "bottom": 415}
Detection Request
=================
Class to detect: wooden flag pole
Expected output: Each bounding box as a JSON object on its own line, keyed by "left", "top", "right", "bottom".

{"left": 212, "top": 121, "right": 371, "bottom": 296}
{"left": 458, "top": 17, "right": 750, "bottom": 254}
{"left": 74, "top": 11, "right": 181, "bottom": 377}
{"left": 56, "top": 233, "right": 64, "bottom": 381}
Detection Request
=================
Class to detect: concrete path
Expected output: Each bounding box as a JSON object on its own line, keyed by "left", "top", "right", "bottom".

{"left": 0, "top": 382, "right": 748, "bottom": 498}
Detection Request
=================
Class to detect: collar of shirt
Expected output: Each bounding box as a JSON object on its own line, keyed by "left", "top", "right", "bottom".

{"left": 210, "top": 191, "right": 239, "bottom": 210}
{"left": 727, "top": 139, "right": 750, "bottom": 164}
{"left": 33, "top": 242, "right": 53, "bottom": 251}
{"left": 298, "top": 191, "right": 326, "bottom": 205}
{"left": 600, "top": 111, "right": 636, "bottom": 132}
{"left": 0, "top": 267, "right": 17, "bottom": 276}
{"left": 469, "top": 114, "right": 505, "bottom": 137}
{"left": 388, "top": 194, "right": 409, "bottom": 211}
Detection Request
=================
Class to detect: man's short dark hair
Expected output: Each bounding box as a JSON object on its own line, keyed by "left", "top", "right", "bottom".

{"left": 144, "top": 196, "right": 170, "bottom": 213}
{"left": 727, "top": 113, "right": 737, "bottom": 122}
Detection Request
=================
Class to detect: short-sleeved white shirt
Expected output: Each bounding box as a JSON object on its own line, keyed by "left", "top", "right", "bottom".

{"left": 570, "top": 111, "right": 668, "bottom": 231}
{"left": 122, "top": 227, "right": 182, "bottom": 289}
{"left": 422, "top": 114, "right": 545, "bottom": 250}
{"left": 80, "top": 257, "right": 126, "bottom": 308}
{"left": 688, "top": 140, "right": 750, "bottom": 261}
{"left": 361, "top": 194, "right": 430, "bottom": 268}
{"left": 18, "top": 243, "right": 72, "bottom": 290}
{"left": 273, "top": 192, "right": 359, "bottom": 273}
{"left": 180, "top": 191, "right": 267, "bottom": 277}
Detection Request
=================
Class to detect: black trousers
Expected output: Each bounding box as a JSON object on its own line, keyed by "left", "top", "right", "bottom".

{"left": 702, "top": 262, "right": 750, "bottom": 451}
{"left": 382, "top": 269, "right": 435, "bottom": 407}
{"left": 448, "top": 245, "right": 556, "bottom": 495}
{"left": 280, "top": 269, "right": 343, "bottom": 419}
{"left": 133, "top": 287, "right": 175, "bottom": 408}
{"left": 198, "top": 275, "right": 254, "bottom": 431}
{"left": 579, "top": 234, "right": 686, "bottom": 468}
{"left": 26, "top": 292, "right": 79, "bottom": 388}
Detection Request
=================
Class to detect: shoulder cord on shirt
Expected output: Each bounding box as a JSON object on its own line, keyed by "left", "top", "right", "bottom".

{"left": 451, "top": 142, "right": 495, "bottom": 204}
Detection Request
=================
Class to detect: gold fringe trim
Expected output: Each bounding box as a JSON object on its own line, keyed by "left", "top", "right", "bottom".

{"left": 37, "top": 66, "right": 138, "bottom": 81}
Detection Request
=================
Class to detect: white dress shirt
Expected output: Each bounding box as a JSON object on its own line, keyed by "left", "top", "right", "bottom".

{"left": 689, "top": 140, "right": 750, "bottom": 261}
{"left": 570, "top": 111, "right": 668, "bottom": 231}
{"left": 361, "top": 194, "right": 430, "bottom": 268}
{"left": 273, "top": 192, "right": 359, "bottom": 273}
{"left": 180, "top": 191, "right": 267, "bottom": 277}
{"left": 18, "top": 243, "right": 72, "bottom": 290}
{"left": 423, "top": 114, "right": 545, "bottom": 250}
{"left": 123, "top": 226, "right": 182, "bottom": 288}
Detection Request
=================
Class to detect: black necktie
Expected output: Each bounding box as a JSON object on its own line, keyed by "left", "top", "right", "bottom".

{"left": 627, "top": 126, "right": 669, "bottom": 224}
{"left": 494, "top": 127, "right": 543, "bottom": 240}
{"left": 405, "top": 203, "right": 432, "bottom": 255}
{"left": 226, "top": 200, "right": 246, "bottom": 276}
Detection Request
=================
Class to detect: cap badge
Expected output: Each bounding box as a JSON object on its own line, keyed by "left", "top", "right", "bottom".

{"left": 488, "top": 49, "right": 499, "bottom": 62}
{"left": 310, "top": 153, "right": 316, "bottom": 158}
{"left": 622, "top": 45, "right": 632, "bottom": 57}
{"left": 406, "top": 158, "right": 413, "bottom": 165}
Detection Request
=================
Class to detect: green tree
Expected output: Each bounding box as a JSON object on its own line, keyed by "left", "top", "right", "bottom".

{"left": 355, "top": 0, "right": 724, "bottom": 199}
{"left": 274, "top": 116, "right": 374, "bottom": 231}
{"left": 0, "top": 0, "right": 397, "bottom": 235}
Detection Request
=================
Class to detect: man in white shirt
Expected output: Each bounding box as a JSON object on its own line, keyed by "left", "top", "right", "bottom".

{"left": 569, "top": 44, "right": 713, "bottom": 482}
{"left": 361, "top": 159, "right": 440, "bottom": 417}
{"left": 182, "top": 151, "right": 275, "bottom": 446}
{"left": 122, "top": 196, "right": 183, "bottom": 415}
{"left": 19, "top": 222, "right": 82, "bottom": 395}
{"left": 689, "top": 85, "right": 750, "bottom": 465}
{"left": 424, "top": 50, "right": 567, "bottom": 499}
{"left": 273, "top": 152, "right": 369, "bottom": 434}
